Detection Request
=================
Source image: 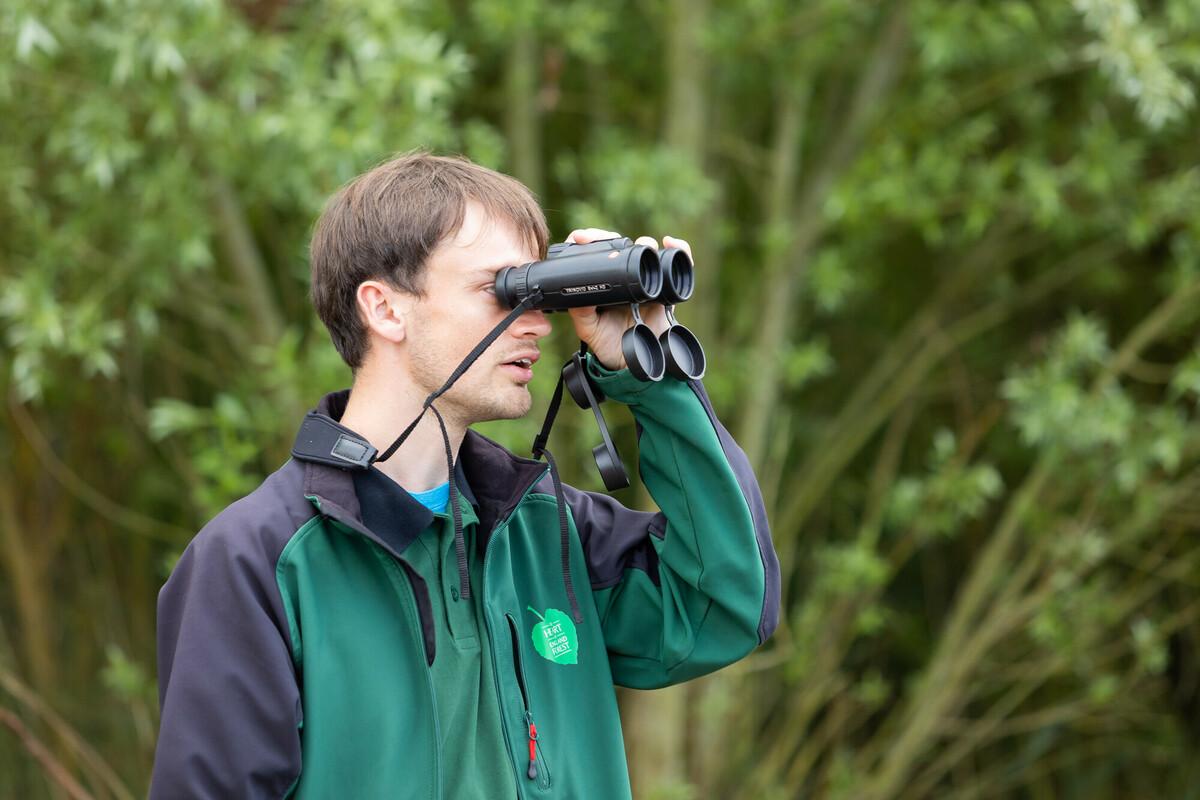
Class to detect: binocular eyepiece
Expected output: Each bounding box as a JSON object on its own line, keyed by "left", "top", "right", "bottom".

{"left": 494, "top": 237, "right": 704, "bottom": 382}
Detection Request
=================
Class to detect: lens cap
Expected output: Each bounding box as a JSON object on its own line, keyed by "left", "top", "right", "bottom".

{"left": 562, "top": 349, "right": 630, "bottom": 491}
{"left": 563, "top": 356, "right": 606, "bottom": 407}
{"left": 592, "top": 442, "right": 629, "bottom": 491}
{"left": 622, "top": 324, "right": 666, "bottom": 382}
{"left": 661, "top": 324, "right": 706, "bottom": 380}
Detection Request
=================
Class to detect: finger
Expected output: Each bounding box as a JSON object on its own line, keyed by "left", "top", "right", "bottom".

{"left": 636, "top": 302, "right": 670, "bottom": 336}
{"left": 663, "top": 235, "right": 692, "bottom": 260}
{"left": 634, "top": 235, "right": 660, "bottom": 253}
{"left": 567, "top": 305, "right": 599, "bottom": 325}
{"left": 566, "top": 228, "right": 622, "bottom": 244}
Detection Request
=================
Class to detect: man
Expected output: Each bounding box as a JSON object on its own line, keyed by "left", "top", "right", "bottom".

{"left": 150, "top": 151, "right": 780, "bottom": 798}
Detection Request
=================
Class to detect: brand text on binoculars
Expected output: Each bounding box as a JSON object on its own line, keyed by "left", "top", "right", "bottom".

{"left": 561, "top": 283, "right": 613, "bottom": 295}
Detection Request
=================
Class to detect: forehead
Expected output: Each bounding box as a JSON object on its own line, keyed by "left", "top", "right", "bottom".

{"left": 433, "top": 201, "right": 536, "bottom": 278}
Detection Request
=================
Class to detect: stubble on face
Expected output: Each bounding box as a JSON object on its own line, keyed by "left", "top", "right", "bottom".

{"left": 402, "top": 204, "right": 540, "bottom": 427}
{"left": 406, "top": 329, "right": 533, "bottom": 426}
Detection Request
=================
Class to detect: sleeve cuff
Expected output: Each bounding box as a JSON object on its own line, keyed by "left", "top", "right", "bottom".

{"left": 583, "top": 351, "right": 653, "bottom": 399}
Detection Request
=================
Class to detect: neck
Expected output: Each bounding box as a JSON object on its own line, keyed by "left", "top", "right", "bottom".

{"left": 339, "top": 361, "right": 467, "bottom": 494}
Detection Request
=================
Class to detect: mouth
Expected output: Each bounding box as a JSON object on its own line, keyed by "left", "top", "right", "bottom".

{"left": 501, "top": 355, "right": 536, "bottom": 383}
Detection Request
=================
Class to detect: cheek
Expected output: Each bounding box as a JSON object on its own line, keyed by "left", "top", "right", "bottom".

{"left": 462, "top": 294, "right": 513, "bottom": 335}
{"left": 431, "top": 294, "right": 490, "bottom": 329}
{"left": 421, "top": 293, "right": 508, "bottom": 359}
{"left": 453, "top": 303, "right": 504, "bottom": 354}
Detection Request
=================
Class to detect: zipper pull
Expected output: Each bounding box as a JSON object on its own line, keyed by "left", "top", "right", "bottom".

{"left": 525, "top": 711, "right": 539, "bottom": 780}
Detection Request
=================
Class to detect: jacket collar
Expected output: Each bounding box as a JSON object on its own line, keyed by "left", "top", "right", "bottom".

{"left": 292, "top": 389, "right": 548, "bottom": 551}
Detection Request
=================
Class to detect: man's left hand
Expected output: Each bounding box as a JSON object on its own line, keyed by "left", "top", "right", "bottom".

{"left": 561, "top": 228, "right": 693, "bottom": 372}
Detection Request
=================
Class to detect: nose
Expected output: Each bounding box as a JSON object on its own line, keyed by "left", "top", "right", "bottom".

{"left": 513, "top": 306, "right": 552, "bottom": 340}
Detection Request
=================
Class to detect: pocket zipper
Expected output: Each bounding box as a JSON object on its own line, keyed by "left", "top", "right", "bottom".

{"left": 506, "top": 613, "right": 550, "bottom": 788}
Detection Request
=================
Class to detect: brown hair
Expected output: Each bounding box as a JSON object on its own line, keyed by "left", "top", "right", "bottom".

{"left": 309, "top": 150, "right": 550, "bottom": 370}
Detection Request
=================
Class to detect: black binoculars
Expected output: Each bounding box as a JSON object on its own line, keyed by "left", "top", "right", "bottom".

{"left": 494, "top": 237, "right": 706, "bottom": 382}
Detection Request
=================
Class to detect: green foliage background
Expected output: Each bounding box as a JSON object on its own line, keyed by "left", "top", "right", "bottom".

{"left": 2, "top": 0, "right": 1200, "bottom": 797}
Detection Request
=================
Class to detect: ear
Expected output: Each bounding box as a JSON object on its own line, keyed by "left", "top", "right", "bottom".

{"left": 356, "top": 280, "right": 411, "bottom": 345}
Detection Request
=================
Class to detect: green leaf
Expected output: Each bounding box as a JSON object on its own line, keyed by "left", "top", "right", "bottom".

{"left": 528, "top": 607, "right": 579, "bottom": 665}
{"left": 148, "top": 399, "right": 205, "bottom": 440}
{"left": 1170, "top": 348, "right": 1200, "bottom": 406}
{"left": 784, "top": 339, "right": 834, "bottom": 390}
{"left": 16, "top": 17, "right": 59, "bottom": 61}
{"left": 101, "top": 644, "right": 152, "bottom": 701}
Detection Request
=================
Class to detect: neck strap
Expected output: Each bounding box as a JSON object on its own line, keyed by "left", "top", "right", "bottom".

{"left": 373, "top": 289, "right": 544, "bottom": 464}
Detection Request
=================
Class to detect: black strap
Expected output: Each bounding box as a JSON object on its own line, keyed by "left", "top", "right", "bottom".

{"left": 428, "top": 403, "right": 470, "bottom": 601}
{"left": 374, "top": 290, "right": 544, "bottom": 465}
{"left": 367, "top": 286, "right": 583, "bottom": 621}
{"left": 370, "top": 289, "right": 544, "bottom": 605}
{"left": 543, "top": 344, "right": 629, "bottom": 491}
{"left": 539, "top": 446, "right": 583, "bottom": 625}
{"left": 291, "top": 412, "right": 377, "bottom": 469}
{"left": 530, "top": 342, "right": 588, "bottom": 624}
{"left": 531, "top": 371, "right": 565, "bottom": 460}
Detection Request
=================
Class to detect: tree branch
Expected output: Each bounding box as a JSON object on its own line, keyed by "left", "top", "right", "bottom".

{"left": 736, "top": 0, "right": 913, "bottom": 468}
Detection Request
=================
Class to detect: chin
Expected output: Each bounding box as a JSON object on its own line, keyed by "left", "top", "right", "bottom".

{"left": 503, "top": 393, "right": 534, "bottom": 420}
{"left": 473, "top": 391, "right": 532, "bottom": 423}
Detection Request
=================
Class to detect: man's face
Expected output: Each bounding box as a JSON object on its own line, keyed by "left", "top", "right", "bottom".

{"left": 403, "top": 201, "right": 551, "bottom": 425}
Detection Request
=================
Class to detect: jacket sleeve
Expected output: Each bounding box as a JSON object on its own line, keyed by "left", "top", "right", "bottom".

{"left": 150, "top": 511, "right": 303, "bottom": 799}
{"left": 563, "top": 352, "right": 781, "bottom": 689}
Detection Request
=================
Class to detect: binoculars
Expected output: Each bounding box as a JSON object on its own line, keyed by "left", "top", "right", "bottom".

{"left": 494, "top": 237, "right": 706, "bottom": 382}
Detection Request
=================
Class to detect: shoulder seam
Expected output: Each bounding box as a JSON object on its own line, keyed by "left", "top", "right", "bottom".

{"left": 274, "top": 515, "right": 328, "bottom": 668}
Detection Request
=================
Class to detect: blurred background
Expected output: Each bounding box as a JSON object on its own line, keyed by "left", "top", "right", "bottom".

{"left": 2, "top": 0, "right": 1200, "bottom": 797}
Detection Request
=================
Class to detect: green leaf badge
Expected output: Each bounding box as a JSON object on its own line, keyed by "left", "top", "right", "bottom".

{"left": 527, "top": 606, "right": 579, "bottom": 665}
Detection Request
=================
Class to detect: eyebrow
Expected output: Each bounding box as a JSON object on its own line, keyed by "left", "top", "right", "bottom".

{"left": 467, "top": 263, "right": 512, "bottom": 278}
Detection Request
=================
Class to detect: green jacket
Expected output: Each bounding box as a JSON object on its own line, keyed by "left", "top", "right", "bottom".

{"left": 150, "top": 354, "right": 780, "bottom": 799}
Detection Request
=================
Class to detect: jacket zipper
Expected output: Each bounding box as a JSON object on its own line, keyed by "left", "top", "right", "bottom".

{"left": 478, "top": 466, "right": 551, "bottom": 794}
{"left": 507, "top": 612, "right": 551, "bottom": 790}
